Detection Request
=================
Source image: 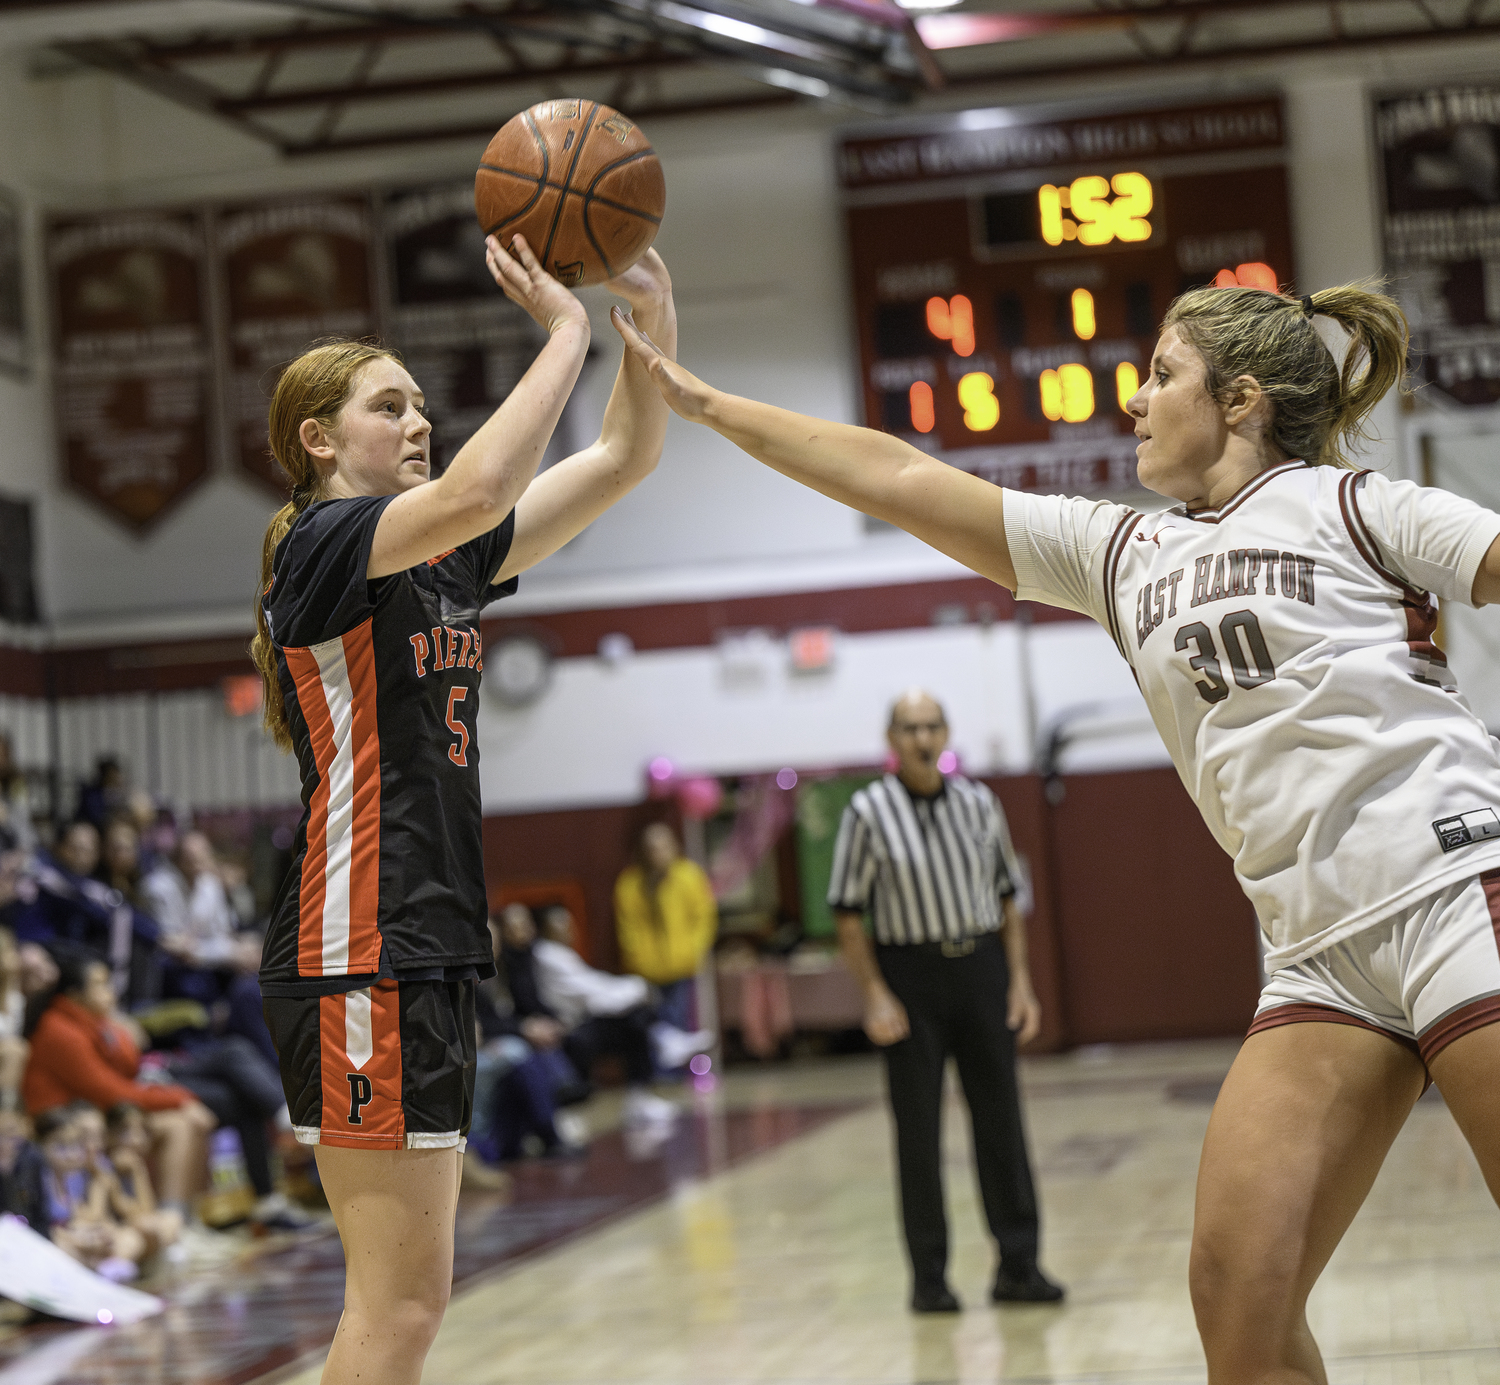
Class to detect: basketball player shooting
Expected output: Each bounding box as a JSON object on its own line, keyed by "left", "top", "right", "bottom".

{"left": 613, "top": 284, "right": 1500, "bottom": 1382}
{"left": 249, "top": 235, "right": 675, "bottom": 1385}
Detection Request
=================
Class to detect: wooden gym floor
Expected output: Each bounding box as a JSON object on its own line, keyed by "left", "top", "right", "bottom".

{"left": 4, "top": 1040, "right": 1498, "bottom": 1385}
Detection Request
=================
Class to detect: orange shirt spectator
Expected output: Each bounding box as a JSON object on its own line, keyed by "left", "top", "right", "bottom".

{"left": 23, "top": 972, "right": 192, "bottom": 1116}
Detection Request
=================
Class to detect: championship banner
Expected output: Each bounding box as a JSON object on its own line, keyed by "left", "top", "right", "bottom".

{"left": 47, "top": 211, "right": 213, "bottom": 530}
{"left": 382, "top": 182, "right": 548, "bottom": 475}
{"left": 1378, "top": 86, "right": 1500, "bottom": 408}
{"left": 216, "top": 196, "right": 379, "bottom": 494}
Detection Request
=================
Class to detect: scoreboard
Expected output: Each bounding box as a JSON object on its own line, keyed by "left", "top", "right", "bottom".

{"left": 840, "top": 97, "right": 1295, "bottom": 494}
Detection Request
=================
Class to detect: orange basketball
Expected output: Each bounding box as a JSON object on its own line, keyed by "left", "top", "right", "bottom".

{"left": 475, "top": 100, "right": 666, "bottom": 288}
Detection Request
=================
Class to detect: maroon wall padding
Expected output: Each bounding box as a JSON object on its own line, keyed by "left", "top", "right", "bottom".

{"left": 1039, "top": 766, "right": 1259, "bottom": 1044}
{"left": 482, "top": 799, "right": 682, "bottom": 972}
{"left": 0, "top": 645, "right": 48, "bottom": 698}
{"left": 982, "top": 773, "right": 1068, "bottom": 1053}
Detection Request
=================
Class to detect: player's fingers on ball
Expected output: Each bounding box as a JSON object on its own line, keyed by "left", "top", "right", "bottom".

{"left": 510, "top": 234, "right": 542, "bottom": 275}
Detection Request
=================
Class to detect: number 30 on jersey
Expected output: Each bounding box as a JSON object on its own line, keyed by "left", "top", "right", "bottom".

{"left": 1175, "top": 610, "right": 1277, "bottom": 704}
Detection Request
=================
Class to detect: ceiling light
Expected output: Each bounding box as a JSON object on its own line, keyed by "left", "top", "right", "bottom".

{"left": 895, "top": 0, "right": 963, "bottom": 12}
{"left": 758, "top": 66, "right": 832, "bottom": 97}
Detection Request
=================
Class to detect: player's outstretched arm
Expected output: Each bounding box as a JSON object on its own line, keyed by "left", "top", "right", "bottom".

{"left": 612, "top": 308, "right": 1017, "bottom": 591}
{"left": 368, "top": 234, "right": 589, "bottom": 578}
{"left": 494, "top": 250, "right": 677, "bottom": 583}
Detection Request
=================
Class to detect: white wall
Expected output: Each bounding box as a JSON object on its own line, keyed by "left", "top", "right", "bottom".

{"left": 474, "top": 616, "right": 1161, "bottom": 815}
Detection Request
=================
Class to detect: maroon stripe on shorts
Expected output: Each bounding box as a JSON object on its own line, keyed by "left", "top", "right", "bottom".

{"left": 1420, "top": 870, "right": 1500, "bottom": 1065}
{"left": 1247, "top": 1002, "right": 1421, "bottom": 1056}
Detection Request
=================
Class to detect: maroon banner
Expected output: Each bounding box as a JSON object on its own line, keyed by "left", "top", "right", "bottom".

{"left": 381, "top": 181, "right": 546, "bottom": 476}
{"left": 1378, "top": 86, "right": 1500, "bottom": 408}
{"left": 48, "top": 212, "right": 213, "bottom": 531}
{"left": 216, "top": 196, "right": 378, "bottom": 494}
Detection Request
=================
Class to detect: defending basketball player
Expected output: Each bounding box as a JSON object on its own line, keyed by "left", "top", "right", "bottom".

{"left": 250, "top": 235, "right": 675, "bottom": 1385}
{"left": 613, "top": 286, "right": 1500, "bottom": 1382}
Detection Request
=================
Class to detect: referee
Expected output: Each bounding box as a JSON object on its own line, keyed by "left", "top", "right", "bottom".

{"left": 829, "top": 690, "right": 1063, "bottom": 1312}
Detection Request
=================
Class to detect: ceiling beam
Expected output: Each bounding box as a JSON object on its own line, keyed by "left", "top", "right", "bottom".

{"left": 214, "top": 49, "right": 695, "bottom": 112}
{"left": 276, "top": 87, "right": 797, "bottom": 154}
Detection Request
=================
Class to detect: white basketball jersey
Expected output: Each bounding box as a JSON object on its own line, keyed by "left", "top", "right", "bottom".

{"left": 1006, "top": 462, "right": 1500, "bottom": 970}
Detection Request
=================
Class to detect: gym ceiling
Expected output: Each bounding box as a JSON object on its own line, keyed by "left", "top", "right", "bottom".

{"left": 5, "top": 0, "right": 1499, "bottom": 156}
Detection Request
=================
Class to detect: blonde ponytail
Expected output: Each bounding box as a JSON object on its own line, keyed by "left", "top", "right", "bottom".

{"left": 249, "top": 339, "right": 400, "bottom": 750}
{"left": 1162, "top": 280, "right": 1409, "bottom": 469}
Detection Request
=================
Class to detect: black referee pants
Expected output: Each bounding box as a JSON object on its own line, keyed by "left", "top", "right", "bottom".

{"left": 876, "top": 933, "right": 1040, "bottom": 1286}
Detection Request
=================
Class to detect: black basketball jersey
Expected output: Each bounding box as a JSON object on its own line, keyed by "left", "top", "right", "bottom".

{"left": 259, "top": 496, "right": 516, "bottom": 993}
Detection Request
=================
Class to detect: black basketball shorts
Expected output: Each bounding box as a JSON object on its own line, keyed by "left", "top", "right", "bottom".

{"left": 263, "top": 978, "right": 475, "bottom": 1151}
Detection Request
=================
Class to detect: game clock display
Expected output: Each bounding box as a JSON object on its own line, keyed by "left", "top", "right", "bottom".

{"left": 840, "top": 97, "right": 1295, "bottom": 494}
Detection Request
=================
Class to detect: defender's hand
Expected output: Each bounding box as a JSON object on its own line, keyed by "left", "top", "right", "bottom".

{"left": 864, "top": 985, "right": 910, "bottom": 1047}
{"left": 611, "top": 306, "right": 714, "bottom": 422}
{"left": 486, "top": 234, "right": 589, "bottom": 336}
{"left": 602, "top": 248, "right": 672, "bottom": 313}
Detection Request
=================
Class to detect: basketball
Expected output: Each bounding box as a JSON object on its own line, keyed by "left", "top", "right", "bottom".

{"left": 475, "top": 100, "right": 665, "bottom": 289}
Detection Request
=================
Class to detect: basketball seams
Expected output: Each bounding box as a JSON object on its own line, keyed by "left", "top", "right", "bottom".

{"left": 478, "top": 166, "right": 661, "bottom": 223}
{"left": 580, "top": 149, "right": 664, "bottom": 222}
{"left": 479, "top": 112, "right": 551, "bottom": 238}
{"left": 475, "top": 101, "right": 663, "bottom": 285}
{"left": 580, "top": 146, "right": 663, "bottom": 276}
{"left": 541, "top": 101, "right": 601, "bottom": 271}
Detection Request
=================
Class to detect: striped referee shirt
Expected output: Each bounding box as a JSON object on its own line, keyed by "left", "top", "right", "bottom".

{"left": 827, "top": 774, "right": 1019, "bottom": 945}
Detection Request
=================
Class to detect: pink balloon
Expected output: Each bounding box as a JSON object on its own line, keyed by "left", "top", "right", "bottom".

{"left": 677, "top": 777, "right": 724, "bottom": 820}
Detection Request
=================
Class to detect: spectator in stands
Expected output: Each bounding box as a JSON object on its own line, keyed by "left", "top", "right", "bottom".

{"left": 0, "top": 1107, "right": 47, "bottom": 1236}
{"left": 0, "top": 735, "right": 34, "bottom": 853}
{"left": 615, "top": 823, "right": 717, "bottom": 1035}
{"left": 105, "top": 1101, "right": 182, "bottom": 1253}
{"left": 15, "top": 934, "right": 57, "bottom": 1036}
{"left": 498, "top": 903, "right": 554, "bottom": 1024}
{"left": 77, "top": 757, "right": 127, "bottom": 835}
{"left": 15, "top": 822, "right": 160, "bottom": 1005}
{"left": 533, "top": 906, "right": 712, "bottom": 1128}
{"left": 470, "top": 922, "right": 584, "bottom": 1165}
{"left": 0, "top": 924, "right": 25, "bottom": 1112}
{"left": 139, "top": 829, "right": 276, "bottom": 1066}
{"left": 32, "top": 1104, "right": 145, "bottom": 1278}
{"left": 142, "top": 831, "right": 256, "bottom": 976}
{"left": 22, "top": 950, "right": 215, "bottom": 1217}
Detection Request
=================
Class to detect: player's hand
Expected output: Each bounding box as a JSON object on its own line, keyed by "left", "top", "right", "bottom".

{"left": 1007, "top": 974, "right": 1042, "bottom": 1045}
{"left": 486, "top": 234, "right": 589, "bottom": 336}
{"left": 602, "top": 249, "right": 672, "bottom": 313}
{"left": 611, "top": 305, "right": 713, "bottom": 422}
{"left": 863, "top": 984, "right": 910, "bottom": 1047}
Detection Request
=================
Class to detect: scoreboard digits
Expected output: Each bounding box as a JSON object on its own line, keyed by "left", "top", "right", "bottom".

{"left": 842, "top": 98, "right": 1294, "bottom": 492}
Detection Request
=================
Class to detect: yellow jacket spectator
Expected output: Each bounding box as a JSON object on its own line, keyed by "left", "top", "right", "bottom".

{"left": 615, "top": 825, "right": 717, "bottom": 1032}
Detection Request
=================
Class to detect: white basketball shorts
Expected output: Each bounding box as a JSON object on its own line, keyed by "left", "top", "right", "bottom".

{"left": 1249, "top": 869, "right": 1500, "bottom": 1067}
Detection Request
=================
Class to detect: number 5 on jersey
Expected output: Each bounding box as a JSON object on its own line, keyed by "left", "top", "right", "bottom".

{"left": 446, "top": 687, "right": 470, "bottom": 766}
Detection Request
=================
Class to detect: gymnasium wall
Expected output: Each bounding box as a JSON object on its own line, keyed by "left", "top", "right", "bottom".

{"left": 481, "top": 766, "right": 1259, "bottom": 1049}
